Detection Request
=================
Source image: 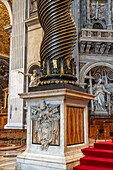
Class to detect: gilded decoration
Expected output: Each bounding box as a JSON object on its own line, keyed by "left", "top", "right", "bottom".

{"left": 0, "top": 1, "right": 11, "bottom": 56}
{"left": 31, "top": 101, "right": 60, "bottom": 151}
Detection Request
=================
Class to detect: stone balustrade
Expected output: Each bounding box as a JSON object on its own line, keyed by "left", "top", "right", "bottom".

{"left": 80, "top": 28, "right": 113, "bottom": 54}
{"left": 80, "top": 28, "right": 113, "bottom": 43}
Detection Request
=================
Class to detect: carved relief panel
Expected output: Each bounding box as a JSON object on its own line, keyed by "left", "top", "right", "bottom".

{"left": 84, "top": 66, "right": 113, "bottom": 116}
{"left": 90, "top": 0, "right": 107, "bottom": 27}
{"left": 31, "top": 101, "right": 60, "bottom": 150}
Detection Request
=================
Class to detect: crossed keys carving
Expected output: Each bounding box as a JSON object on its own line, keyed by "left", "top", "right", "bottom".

{"left": 31, "top": 101, "right": 60, "bottom": 150}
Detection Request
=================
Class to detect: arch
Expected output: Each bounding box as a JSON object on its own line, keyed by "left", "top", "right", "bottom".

{"left": 0, "top": 0, "right": 12, "bottom": 25}
{"left": 93, "top": 23, "right": 103, "bottom": 29}
{"left": 0, "top": 80, "right": 7, "bottom": 89}
{"left": 0, "top": 59, "right": 9, "bottom": 67}
{"left": 27, "top": 62, "right": 40, "bottom": 74}
{"left": 92, "top": 20, "right": 106, "bottom": 29}
{"left": 80, "top": 62, "right": 113, "bottom": 83}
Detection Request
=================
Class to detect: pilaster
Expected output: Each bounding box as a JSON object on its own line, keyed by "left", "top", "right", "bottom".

{"left": 5, "top": 0, "right": 26, "bottom": 129}
{"left": 107, "top": 0, "right": 112, "bottom": 29}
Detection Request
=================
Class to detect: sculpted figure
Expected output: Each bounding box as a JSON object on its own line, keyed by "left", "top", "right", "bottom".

{"left": 31, "top": 0, "right": 37, "bottom": 12}
{"left": 93, "top": 79, "right": 110, "bottom": 112}
{"left": 18, "top": 69, "right": 40, "bottom": 87}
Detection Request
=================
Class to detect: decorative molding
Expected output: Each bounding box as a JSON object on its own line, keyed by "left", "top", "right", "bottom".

{"left": 105, "top": 43, "right": 111, "bottom": 54}
{"left": 100, "top": 44, "right": 106, "bottom": 54}
{"left": 95, "top": 43, "right": 101, "bottom": 54}
{"left": 86, "top": 42, "right": 92, "bottom": 54}
{"left": 80, "top": 42, "right": 86, "bottom": 53}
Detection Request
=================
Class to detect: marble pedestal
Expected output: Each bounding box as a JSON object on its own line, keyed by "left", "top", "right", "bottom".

{"left": 95, "top": 111, "right": 108, "bottom": 116}
{"left": 16, "top": 89, "right": 94, "bottom": 170}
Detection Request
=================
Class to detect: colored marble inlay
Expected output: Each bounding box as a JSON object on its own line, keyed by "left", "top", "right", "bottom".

{"left": 67, "top": 107, "right": 84, "bottom": 145}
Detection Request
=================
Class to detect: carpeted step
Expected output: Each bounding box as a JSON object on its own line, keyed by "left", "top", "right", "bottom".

{"left": 81, "top": 147, "right": 113, "bottom": 158}
{"left": 94, "top": 141, "right": 113, "bottom": 150}
{"left": 80, "top": 156, "right": 113, "bottom": 168}
{"left": 73, "top": 165, "right": 113, "bottom": 170}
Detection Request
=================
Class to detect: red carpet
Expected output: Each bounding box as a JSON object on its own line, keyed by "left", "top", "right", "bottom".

{"left": 73, "top": 140, "right": 113, "bottom": 170}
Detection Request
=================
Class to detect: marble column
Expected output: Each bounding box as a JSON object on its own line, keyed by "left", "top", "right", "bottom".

{"left": 89, "top": 72, "right": 94, "bottom": 114}
{"left": 72, "top": 0, "right": 80, "bottom": 82}
{"left": 87, "top": 0, "right": 90, "bottom": 23}
{"left": 107, "top": 0, "right": 112, "bottom": 29}
{"left": 5, "top": 0, "right": 26, "bottom": 129}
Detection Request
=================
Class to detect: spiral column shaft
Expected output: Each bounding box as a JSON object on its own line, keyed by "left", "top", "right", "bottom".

{"left": 37, "top": 0, "right": 78, "bottom": 86}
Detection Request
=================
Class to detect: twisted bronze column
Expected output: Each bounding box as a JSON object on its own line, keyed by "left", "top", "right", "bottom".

{"left": 37, "top": 0, "right": 79, "bottom": 88}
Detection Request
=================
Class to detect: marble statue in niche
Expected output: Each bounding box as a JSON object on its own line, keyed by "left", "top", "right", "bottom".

{"left": 30, "top": 0, "right": 38, "bottom": 12}
{"left": 31, "top": 101, "right": 60, "bottom": 151}
{"left": 18, "top": 69, "right": 40, "bottom": 87}
{"left": 93, "top": 79, "right": 110, "bottom": 112}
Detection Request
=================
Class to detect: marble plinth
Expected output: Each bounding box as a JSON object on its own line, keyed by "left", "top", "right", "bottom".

{"left": 16, "top": 89, "right": 94, "bottom": 170}
{"left": 95, "top": 111, "right": 108, "bottom": 116}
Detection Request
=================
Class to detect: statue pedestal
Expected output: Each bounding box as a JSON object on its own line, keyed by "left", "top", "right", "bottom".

{"left": 16, "top": 89, "right": 94, "bottom": 170}
{"left": 95, "top": 111, "right": 108, "bottom": 116}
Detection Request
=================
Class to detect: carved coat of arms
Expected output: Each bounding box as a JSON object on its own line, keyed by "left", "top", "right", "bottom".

{"left": 31, "top": 101, "right": 60, "bottom": 150}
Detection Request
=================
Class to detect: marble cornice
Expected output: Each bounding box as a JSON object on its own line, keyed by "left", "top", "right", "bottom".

{"left": 19, "top": 88, "right": 95, "bottom": 101}
{"left": 25, "top": 16, "right": 40, "bottom": 27}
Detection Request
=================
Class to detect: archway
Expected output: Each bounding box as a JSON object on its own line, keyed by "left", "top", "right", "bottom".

{"left": 80, "top": 62, "right": 113, "bottom": 116}
{"left": 0, "top": 0, "right": 12, "bottom": 25}
{"left": 0, "top": 0, "right": 12, "bottom": 128}
{"left": 80, "top": 62, "right": 113, "bottom": 83}
{"left": 82, "top": 62, "right": 113, "bottom": 139}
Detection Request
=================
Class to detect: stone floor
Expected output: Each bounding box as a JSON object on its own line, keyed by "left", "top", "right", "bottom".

{"left": 0, "top": 144, "right": 26, "bottom": 170}
{"left": 0, "top": 156, "right": 17, "bottom": 170}
{"left": 0, "top": 139, "right": 107, "bottom": 170}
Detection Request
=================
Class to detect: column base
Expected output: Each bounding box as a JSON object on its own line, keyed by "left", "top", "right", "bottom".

{"left": 16, "top": 151, "right": 83, "bottom": 170}
{"left": 4, "top": 123, "right": 24, "bottom": 129}
{"left": 17, "top": 89, "right": 94, "bottom": 170}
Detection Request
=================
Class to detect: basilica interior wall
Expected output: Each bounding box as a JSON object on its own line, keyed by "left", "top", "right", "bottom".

{"left": 27, "top": 21, "right": 42, "bottom": 70}
{"left": 1, "top": 0, "right": 113, "bottom": 129}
